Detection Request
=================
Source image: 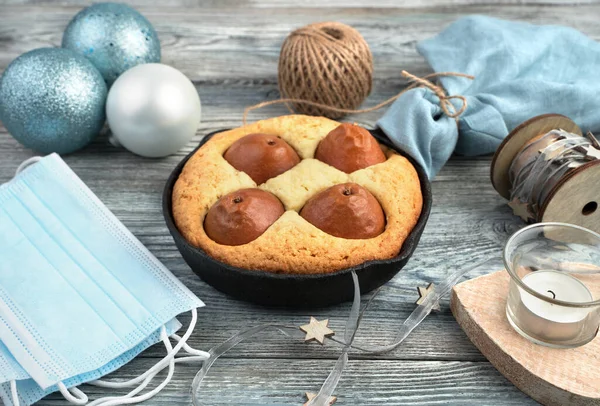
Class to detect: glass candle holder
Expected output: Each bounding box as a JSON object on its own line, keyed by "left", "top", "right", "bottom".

{"left": 505, "top": 223, "right": 600, "bottom": 348}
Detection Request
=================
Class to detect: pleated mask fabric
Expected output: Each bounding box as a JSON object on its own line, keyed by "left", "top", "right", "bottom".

{"left": 0, "top": 341, "right": 29, "bottom": 385}
{"left": 0, "top": 154, "right": 206, "bottom": 405}
{"left": 0, "top": 319, "right": 182, "bottom": 406}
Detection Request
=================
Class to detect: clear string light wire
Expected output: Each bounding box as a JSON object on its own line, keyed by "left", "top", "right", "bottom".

{"left": 191, "top": 251, "right": 501, "bottom": 406}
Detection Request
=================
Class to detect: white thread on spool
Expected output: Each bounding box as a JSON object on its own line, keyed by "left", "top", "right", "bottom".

{"left": 490, "top": 114, "right": 600, "bottom": 234}
{"left": 509, "top": 129, "right": 593, "bottom": 217}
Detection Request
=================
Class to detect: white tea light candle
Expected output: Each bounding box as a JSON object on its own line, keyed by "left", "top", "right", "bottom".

{"left": 504, "top": 223, "right": 600, "bottom": 348}
{"left": 508, "top": 270, "right": 593, "bottom": 344}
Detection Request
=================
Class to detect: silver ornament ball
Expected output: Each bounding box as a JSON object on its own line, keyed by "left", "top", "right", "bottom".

{"left": 0, "top": 48, "right": 107, "bottom": 154}
{"left": 106, "top": 63, "right": 201, "bottom": 158}
{"left": 62, "top": 2, "right": 161, "bottom": 86}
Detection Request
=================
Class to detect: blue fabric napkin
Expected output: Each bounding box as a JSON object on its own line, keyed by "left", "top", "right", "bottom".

{"left": 378, "top": 15, "right": 600, "bottom": 178}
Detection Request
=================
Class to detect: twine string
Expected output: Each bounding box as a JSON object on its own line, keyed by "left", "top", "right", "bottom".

{"left": 278, "top": 21, "right": 374, "bottom": 119}
{"left": 400, "top": 71, "right": 470, "bottom": 118}
{"left": 244, "top": 70, "right": 474, "bottom": 124}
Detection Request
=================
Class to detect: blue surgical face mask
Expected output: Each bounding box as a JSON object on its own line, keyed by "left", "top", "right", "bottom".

{"left": 0, "top": 154, "right": 207, "bottom": 406}
{"left": 0, "top": 318, "right": 181, "bottom": 406}
{"left": 0, "top": 341, "right": 29, "bottom": 386}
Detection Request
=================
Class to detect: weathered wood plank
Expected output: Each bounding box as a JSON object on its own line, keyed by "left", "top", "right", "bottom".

{"left": 0, "top": 3, "right": 581, "bottom": 405}
{"left": 0, "top": 67, "right": 524, "bottom": 402}
{"left": 0, "top": 115, "right": 517, "bottom": 365}
{"left": 35, "top": 358, "right": 538, "bottom": 405}
{"left": 0, "top": 78, "right": 522, "bottom": 364}
{"left": 1, "top": 5, "right": 599, "bottom": 83}
{"left": 0, "top": 0, "right": 595, "bottom": 7}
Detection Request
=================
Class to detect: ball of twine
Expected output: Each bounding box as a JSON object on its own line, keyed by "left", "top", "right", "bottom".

{"left": 278, "top": 22, "right": 373, "bottom": 119}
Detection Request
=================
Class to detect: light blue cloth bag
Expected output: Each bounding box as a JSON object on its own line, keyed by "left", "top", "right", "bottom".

{"left": 0, "top": 154, "right": 208, "bottom": 406}
{"left": 378, "top": 15, "right": 600, "bottom": 178}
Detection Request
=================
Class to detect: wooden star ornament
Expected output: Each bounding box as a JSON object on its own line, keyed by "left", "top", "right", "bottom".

{"left": 416, "top": 282, "right": 440, "bottom": 311}
{"left": 299, "top": 317, "right": 335, "bottom": 345}
{"left": 508, "top": 198, "right": 534, "bottom": 222}
{"left": 304, "top": 392, "right": 337, "bottom": 406}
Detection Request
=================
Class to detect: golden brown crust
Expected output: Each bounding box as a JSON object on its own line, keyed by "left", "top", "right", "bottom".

{"left": 172, "top": 115, "right": 423, "bottom": 274}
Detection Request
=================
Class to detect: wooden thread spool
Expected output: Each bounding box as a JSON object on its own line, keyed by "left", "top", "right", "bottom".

{"left": 491, "top": 114, "right": 600, "bottom": 234}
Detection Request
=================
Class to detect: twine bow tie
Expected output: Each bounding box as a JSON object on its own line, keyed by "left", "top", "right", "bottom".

{"left": 243, "top": 70, "right": 474, "bottom": 124}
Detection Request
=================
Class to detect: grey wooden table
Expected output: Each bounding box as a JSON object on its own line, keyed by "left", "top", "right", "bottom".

{"left": 1, "top": 1, "right": 598, "bottom": 404}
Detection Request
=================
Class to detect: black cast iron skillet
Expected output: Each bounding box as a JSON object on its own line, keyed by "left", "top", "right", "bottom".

{"left": 163, "top": 128, "right": 432, "bottom": 308}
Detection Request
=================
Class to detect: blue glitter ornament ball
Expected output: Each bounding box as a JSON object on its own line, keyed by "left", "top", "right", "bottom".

{"left": 0, "top": 48, "right": 107, "bottom": 154}
{"left": 62, "top": 3, "right": 161, "bottom": 86}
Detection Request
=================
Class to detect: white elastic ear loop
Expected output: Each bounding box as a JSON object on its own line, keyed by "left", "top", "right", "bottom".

{"left": 62, "top": 309, "right": 204, "bottom": 406}
{"left": 85, "top": 327, "right": 175, "bottom": 406}
{"left": 58, "top": 382, "right": 88, "bottom": 405}
{"left": 90, "top": 308, "right": 201, "bottom": 389}
{"left": 87, "top": 327, "right": 208, "bottom": 406}
{"left": 15, "top": 156, "right": 42, "bottom": 176}
{"left": 170, "top": 334, "right": 210, "bottom": 358}
{"left": 10, "top": 380, "right": 19, "bottom": 406}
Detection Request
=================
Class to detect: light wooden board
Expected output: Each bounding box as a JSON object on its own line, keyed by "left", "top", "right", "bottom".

{"left": 1, "top": 1, "right": 595, "bottom": 405}
{"left": 452, "top": 271, "right": 600, "bottom": 406}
